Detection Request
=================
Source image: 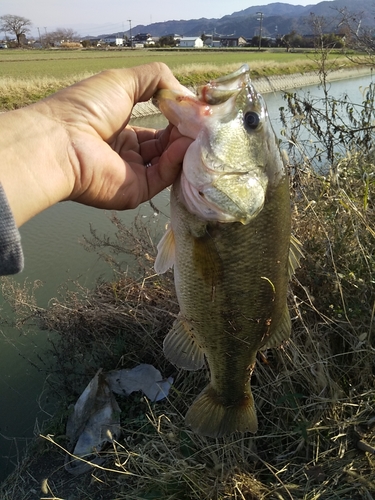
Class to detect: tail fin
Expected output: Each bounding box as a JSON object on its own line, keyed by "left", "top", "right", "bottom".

{"left": 185, "top": 384, "right": 258, "bottom": 438}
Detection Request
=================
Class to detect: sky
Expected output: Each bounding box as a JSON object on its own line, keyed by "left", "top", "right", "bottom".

{"left": 1, "top": 0, "right": 328, "bottom": 38}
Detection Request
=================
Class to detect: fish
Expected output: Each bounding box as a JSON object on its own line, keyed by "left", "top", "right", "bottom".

{"left": 153, "top": 64, "right": 302, "bottom": 438}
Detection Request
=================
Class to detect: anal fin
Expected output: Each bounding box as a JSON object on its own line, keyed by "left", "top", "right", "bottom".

{"left": 163, "top": 314, "right": 205, "bottom": 371}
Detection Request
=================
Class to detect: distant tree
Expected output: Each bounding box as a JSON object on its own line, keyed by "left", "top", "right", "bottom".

{"left": 336, "top": 7, "right": 375, "bottom": 62}
{"left": 44, "top": 28, "right": 80, "bottom": 46}
{"left": 306, "top": 13, "right": 346, "bottom": 50}
{"left": 158, "top": 35, "right": 175, "bottom": 47}
{"left": 81, "top": 39, "right": 92, "bottom": 48}
{"left": 250, "top": 35, "right": 260, "bottom": 47}
{"left": 322, "top": 33, "right": 344, "bottom": 49}
{"left": 250, "top": 35, "right": 272, "bottom": 48}
{"left": 281, "top": 31, "right": 299, "bottom": 52}
{"left": 0, "top": 14, "right": 32, "bottom": 46}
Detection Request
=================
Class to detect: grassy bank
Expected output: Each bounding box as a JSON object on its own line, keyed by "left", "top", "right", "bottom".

{"left": 0, "top": 48, "right": 357, "bottom": 110}
{"left": 1, "top": 151, "right": 374, "bottom": 499}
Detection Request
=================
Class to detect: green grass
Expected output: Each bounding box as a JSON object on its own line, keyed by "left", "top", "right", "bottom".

{"left": 0, "top": 48, "right": 356, "bottom": 111}
{"left": 0, "top": 47, "right": 349, "bottom": 79}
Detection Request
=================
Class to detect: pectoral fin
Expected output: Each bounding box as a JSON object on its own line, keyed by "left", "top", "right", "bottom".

{"left": 154, "top": 225, "right": 175, "bottom": 275}
{"left": 163, "top": 314, "right": 205, "bottom": 371}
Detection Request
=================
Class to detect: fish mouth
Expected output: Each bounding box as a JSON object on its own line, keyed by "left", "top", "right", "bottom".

{"left": 180, "top": 171, "right": 266, "bottom": 225}
{"left": 197, "top": 64, "right": 250, "bottom": 105}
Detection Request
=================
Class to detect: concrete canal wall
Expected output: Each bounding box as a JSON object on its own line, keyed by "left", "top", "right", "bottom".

{"left": 130, "top": 66, "right": 373, "bottom": 119}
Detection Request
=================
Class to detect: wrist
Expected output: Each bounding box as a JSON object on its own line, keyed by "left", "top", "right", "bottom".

{"left": 0, "top": 103, "right": 73, "bottom": 226}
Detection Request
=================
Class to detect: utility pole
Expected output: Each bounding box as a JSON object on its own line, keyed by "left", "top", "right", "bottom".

{"left": 37, "top": 27, "right": 42, "bottom": 45}
{"left": 128, "top": 19, "right": 132, "bottom": 49}
{"left": 257, "top": 12, "right": 263, "bottom": 50}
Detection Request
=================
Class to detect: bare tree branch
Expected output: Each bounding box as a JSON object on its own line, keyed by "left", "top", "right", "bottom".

{"left": 0, "top": 14, "right": 32, "bottom": 46}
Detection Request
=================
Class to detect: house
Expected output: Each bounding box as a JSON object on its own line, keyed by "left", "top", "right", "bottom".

{"left": 219, "top": 36, "right": 247, "bottom": 47}
{"left": 202, "top": 35, "right": 221, "bottom": 47}
{"left": 179, "top": 36, "right": 203, "bottom": 48}
{"left": 201, "top": 34, "right": 247, "bottom": 47}
{"left": 102, "top": 36, "right": 124, "bottom": 46}
{"left": 171, "top": 34, "right": 182, "bottom": 42}
{"left": 133, "top": 33, "right": 154, "bottom": 45}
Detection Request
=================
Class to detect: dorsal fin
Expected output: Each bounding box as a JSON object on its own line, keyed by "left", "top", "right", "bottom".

{"left": 289, "top": 234, "right": 304, "bottom": 278}
{"left": 260, "top": 303, "right": 291, "bottom": 350}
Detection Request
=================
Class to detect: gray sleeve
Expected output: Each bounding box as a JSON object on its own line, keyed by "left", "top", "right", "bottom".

{"left": 0, "top": 183, "right": 24, "bottom": 275}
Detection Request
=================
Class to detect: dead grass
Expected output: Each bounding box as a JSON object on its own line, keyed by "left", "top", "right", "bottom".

{"left": 0, "top": 73, "right": 93, "bottom": 110}
{"left": 1, "top": 151, "right": 374, "bottom": 499}
{"left": 172, "top": 58, "right": 333, "bottom": 85}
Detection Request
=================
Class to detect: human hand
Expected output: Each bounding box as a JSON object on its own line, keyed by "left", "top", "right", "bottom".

{"left": 0, "top": 63, "right": 192, "bottom": 226}
{"left": 42, "top": 62, "right": 192, "bottom": 209}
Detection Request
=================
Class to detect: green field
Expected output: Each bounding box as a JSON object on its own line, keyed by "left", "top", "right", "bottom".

{"left": 0, "top": 47, "right": 349, "bottom": 79}
{"left": 0, "top": 48, "right": 357, "bottom": 110}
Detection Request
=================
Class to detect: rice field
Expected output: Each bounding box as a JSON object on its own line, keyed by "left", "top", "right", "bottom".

{"left": 0, "top": 48, "right": 346, "bottom": 78}
{"left": 0, "top": 48, "right": 355, "bottom": 110}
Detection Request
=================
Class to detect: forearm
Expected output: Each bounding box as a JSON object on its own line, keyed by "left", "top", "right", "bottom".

{"left": 0, "top": 103, "right": 73, "bottom": 227}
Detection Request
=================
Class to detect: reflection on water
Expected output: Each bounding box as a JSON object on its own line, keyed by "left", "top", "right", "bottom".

{"left": 0, "top": 73, "right": 373, "bottom": 482}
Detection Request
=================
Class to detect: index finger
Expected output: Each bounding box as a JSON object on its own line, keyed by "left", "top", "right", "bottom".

{"left": 43, "top": 63, "right": 186, "bottom": 142}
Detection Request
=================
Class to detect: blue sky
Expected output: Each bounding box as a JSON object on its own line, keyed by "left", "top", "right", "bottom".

{"left": 1, "top": 0, "right": 328, "bottom": 37}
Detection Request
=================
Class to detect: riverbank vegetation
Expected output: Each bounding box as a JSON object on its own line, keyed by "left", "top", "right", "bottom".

{"left": 0, "top": 48, "right": 360, "bottom": 110}
{"left": 1, "top": 51, "right": 375, "bottom": 499}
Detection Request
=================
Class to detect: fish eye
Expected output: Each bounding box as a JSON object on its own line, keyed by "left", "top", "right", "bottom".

{"left": 244, "top": 111, "right": 260, "bottom": 130}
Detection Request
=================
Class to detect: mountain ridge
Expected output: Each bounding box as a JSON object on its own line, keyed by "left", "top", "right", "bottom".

{"left": 104, "top": 0, "right": 374, "bottom": 40}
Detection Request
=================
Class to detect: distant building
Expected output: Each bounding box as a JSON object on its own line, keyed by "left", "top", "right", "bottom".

{"left": 102, "top": 36, "right": 124, "bottom": 46}
{"left": 202, "top": 35, "right": 220, "bottom": 47}
{"left": 133, "top": 33, "right": 154, "bottom": 44}
{"left": 219, "top": 36, "right": 247, "bottom": 47}
{"left": 202, "top": 35, "right": 247, "bottom": 47}
{"left": 170, "top": 34, "right": 182, "bottom": 42}
{"left": 179, "top": 36, "right": 203, "bottom": 48}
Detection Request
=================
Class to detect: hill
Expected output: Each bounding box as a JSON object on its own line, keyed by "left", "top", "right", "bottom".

{"left": 117, "top": 0, "right": 375, "bottom": 39}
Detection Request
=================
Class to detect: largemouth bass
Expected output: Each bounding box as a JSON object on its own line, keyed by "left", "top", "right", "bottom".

{"left": 153, "top": 64, "right": 302, "bottom": 438}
